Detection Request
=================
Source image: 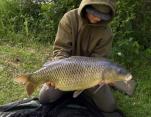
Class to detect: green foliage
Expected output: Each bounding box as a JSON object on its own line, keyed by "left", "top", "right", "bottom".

{"left": 0, "top": 42, "right": 52, "bottom": 104}
{"left": 0, "top": 0, "right": 150, "bottom": 67}
{"left": 0, "top": 42, "right": 151, "bottom": 117}
{"left": 111, "top": 0, "right": 150, "bottom": 67}
{"left": 0, "top": 0, "right": 81, "bottom": 43}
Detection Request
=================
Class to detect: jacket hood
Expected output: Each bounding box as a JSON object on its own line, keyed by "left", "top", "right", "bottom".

{"left": 78, "top": 0, "right": 116, "bottom": 22}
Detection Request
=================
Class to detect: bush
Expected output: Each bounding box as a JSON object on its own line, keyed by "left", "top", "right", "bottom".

{"left": 111, "top": 0, "right": 151, "bottom": 67}
{"left": 0, "top": 0, "right": 150, "bottom": 67}
{"left": 0, "top": 0, "right": 81, "bottom": 43}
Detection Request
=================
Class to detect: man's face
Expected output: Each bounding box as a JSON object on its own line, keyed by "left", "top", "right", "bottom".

{"left": 87, "top": 13, "right": 101, "bottom": 24}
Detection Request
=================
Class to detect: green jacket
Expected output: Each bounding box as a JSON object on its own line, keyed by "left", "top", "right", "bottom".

{"left": 52, "top": 0, "right": 116, "bottom": 60}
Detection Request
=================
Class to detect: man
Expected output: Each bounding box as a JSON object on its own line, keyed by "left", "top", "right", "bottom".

{"left": 39, "top": 0, "right": 136, "bottom": 113}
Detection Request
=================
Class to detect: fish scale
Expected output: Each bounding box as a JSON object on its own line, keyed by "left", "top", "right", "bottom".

{"left": 50, "top": 60, "right": 103, "bottom": 90}
{"left": 35, "top": 58, "right": 108, "bottom": 89}
{"left": 15, "top": 56, "right": 132, "bottom": 96}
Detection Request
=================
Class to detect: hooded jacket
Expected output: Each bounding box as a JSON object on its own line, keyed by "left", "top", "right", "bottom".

{"left": 52, "top": 0, "right": 116, "bottom": 60}
{"left": 51, "top": 0, "right": 136, "bottom": 97}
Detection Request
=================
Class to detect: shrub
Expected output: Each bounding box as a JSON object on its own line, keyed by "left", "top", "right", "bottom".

{"left": 0, "top": 0, "right": 150, "bottom": 67}
{"left": 111, "top": 0, "right": 151, "bottom": 67}
{"left": 0, "top": 0, "right": 81, "bottom": 43}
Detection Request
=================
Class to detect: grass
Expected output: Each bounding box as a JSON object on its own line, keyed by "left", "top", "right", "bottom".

{"left": 0, "top": 41, "right": 151, "bottom": 117}
{"left": 114, "top": 65, "right": 151, "bottom": 117}
{"left": 0, "top": 41, "right": 53, "bottom": 104}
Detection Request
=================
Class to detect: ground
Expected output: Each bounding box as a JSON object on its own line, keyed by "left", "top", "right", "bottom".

{"left": 0, "top": 42, "right": 151, "bottom": 117}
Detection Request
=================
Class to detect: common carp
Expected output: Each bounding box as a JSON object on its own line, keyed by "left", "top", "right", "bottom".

{"left": 15, "top": 56, "right": 132, "bottom": 97}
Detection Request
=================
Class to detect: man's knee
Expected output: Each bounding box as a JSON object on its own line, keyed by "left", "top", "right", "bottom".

{"left": 86, "top": 84, "right": 117, "bottom": 112}
{"left": 39, "top": 84, "right": 63, "bottom": 104}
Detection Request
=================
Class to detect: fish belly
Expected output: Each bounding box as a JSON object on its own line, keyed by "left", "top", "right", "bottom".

{"left": 56, "top": 78, "right": 101, "bottom": 91}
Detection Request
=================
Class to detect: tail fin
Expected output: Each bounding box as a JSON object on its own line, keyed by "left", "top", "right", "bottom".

{"left": 14, "top": 75, "right": 30, "bottom": 85}
{"left": 14, "top": 74, "right": 37, "bottom": 96}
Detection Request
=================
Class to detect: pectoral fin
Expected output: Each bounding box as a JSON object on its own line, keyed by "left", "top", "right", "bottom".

{"left": 73, "top": 90, "right": 84, "bottom": 98}
{"left": 93, "top": 83, "right": 105, "bottom": 94}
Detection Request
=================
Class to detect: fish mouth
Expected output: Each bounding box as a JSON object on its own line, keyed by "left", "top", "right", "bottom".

{"left": 125, "top": 74, "right": 133, "bottom": 81}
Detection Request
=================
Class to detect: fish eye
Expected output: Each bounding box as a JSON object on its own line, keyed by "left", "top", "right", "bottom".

{"left": 117, "top": 69, "right": 122, "bottom": 74}
{"left": 117, "top": 68, "right": 127, "bottom": 75}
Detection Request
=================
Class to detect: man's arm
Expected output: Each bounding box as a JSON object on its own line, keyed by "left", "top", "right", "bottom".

{"left": 52, "top": 13, "right": 72, "bottom": 60}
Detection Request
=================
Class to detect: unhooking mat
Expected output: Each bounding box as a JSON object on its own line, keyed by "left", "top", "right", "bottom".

{"left": 0, "top": 94, "right": 124, "bottom": 117}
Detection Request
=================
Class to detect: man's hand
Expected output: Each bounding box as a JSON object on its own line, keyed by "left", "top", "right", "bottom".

{"left": 46, "top": 81, "right": 55, "bottom": 88}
